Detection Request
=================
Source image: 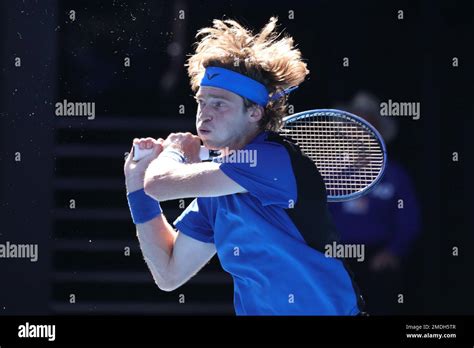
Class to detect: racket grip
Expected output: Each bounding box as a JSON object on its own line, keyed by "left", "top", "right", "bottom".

{"left": 132, "top": 145, "right": 153, "bottom": 161}
{"left": 133, "top": 145, "right": 210, "bottom": 161}
{"left": 199, "top": 146, "right": 210, "bottom": 160}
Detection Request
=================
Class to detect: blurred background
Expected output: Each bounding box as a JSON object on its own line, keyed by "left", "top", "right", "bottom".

{"left": 0, "top": 0, "right": 472, "bottom": 315}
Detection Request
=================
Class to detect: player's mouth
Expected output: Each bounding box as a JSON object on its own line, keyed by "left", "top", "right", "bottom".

{"left": 198, "top": 127, "right": 211, "bottom": 135}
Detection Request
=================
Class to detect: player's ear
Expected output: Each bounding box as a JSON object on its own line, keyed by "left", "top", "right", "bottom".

{"left": 248, "top": 105, "right": 264, "bottom": 124}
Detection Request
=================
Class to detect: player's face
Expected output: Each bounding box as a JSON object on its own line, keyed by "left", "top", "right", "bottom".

{"left": 195, "top": 86, "right": 257, "bottom": 150}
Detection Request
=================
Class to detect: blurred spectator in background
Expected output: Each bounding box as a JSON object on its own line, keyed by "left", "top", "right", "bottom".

{"left": 329, "top": 91, "right": 421, "bottom": 315}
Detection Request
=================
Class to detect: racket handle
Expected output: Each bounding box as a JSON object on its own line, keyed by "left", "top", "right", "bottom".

{"left": 199, "top": 146, "right": 210, "bottom": 160}
{"left": 133, "top": 144, "right": 210, "bottom": 161}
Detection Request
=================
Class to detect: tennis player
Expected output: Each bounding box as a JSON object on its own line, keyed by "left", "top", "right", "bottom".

{"left": 124, "top": 17, "right": 365, "bottom": 315}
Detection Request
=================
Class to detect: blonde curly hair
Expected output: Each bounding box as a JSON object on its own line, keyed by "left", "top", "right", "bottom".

{"left": 186, "top": 17, "right": 309, "bottom": 131}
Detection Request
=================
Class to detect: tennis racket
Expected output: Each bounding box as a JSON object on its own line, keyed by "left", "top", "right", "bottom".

{"left": 133, "top": 108, "right": 387, "bottom": 202}
{"left": 280, "top": 109, "right": 386, "bottom": 202}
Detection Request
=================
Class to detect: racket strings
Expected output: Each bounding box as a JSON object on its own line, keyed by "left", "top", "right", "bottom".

{"left": 281, "top": 113, "right": 384, "bottom": 198}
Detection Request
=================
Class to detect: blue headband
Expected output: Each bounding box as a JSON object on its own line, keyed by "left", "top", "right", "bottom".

{"left": 200, "top": 67, "right": 269, "bottom": 106}
{"left": 200, "top": 66, "right": 300, "bottom": 107}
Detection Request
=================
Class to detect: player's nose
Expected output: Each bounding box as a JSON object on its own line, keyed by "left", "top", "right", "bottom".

{"left": 197, "top": 109, "right": 213, "bottom": 123}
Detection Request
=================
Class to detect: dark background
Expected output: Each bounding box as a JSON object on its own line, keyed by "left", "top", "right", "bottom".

{"left": 0, "top": 0, "right": 472, "bottom": 315}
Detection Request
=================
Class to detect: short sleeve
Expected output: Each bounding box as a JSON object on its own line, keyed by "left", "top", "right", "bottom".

{"left": 173, "top": 198, "right": 215, "bottom": 244}
{"left": 218, "top": 141, "right": 297, "bottom": 208}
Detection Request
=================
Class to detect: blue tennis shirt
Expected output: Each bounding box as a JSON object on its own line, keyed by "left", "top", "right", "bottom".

{"left": 174, "top": 131, "right": 362, "bottom": 315}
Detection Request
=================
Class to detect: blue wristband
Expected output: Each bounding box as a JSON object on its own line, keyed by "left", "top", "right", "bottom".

{"left": 126, "top": 188, "right": 162, "bottom": 224}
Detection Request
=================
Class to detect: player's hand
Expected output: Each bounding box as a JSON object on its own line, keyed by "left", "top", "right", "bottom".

{"left": 369, "top": 249, "right": 400, "bottom": 272}
{"left": 124, "top": 137, "right": 164, "bottom": 193}
{"left": 162, "top": 132, "right": 202, "bottom": 163}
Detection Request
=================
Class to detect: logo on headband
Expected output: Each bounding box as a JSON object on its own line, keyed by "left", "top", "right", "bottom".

{"left": 206, "top": 72, "right": 220, "bottom": 80}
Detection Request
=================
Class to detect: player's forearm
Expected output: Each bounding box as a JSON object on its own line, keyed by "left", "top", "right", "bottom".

{"left": 143, "top": 156, "right": 188, "bottom": 201}
{"left": 135, "top": 213, "right": 178, "bottom": 291}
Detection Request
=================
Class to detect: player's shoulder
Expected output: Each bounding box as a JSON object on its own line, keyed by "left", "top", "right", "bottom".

{"left": 241, "top": 130, "right": 291, "bottom": 159}
{"left": 229, "top": 130, "right": 305, "bottom": 172}
{"left": 258, "top": 130, "right": 307, "bottom": 161}
{"left": 248, "top": 130, "right": 295, "bottom": 152}
{"left": 263, "top": 131, "right": 325, "bottom": 188}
